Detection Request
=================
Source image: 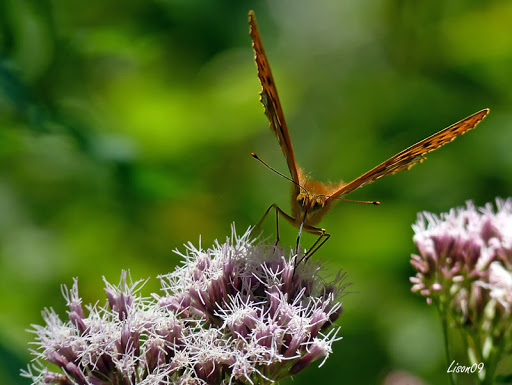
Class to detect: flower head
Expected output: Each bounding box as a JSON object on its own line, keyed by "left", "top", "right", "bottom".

{"left": 23, "top": 226, "right": 345, "bottom": 385}
{"left": 411, "top": 199, "right": 512, "bottom": 298}
{"left": 410, "top": 198, "right": 512, "bottom": 377}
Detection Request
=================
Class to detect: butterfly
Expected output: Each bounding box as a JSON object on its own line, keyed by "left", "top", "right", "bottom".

{"left": 248, "top": 11, "right": 489, "bottom": 249}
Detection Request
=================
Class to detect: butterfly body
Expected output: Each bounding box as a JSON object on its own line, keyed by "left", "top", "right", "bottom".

{"left": 293, "top": 174, "right": 343, "bottom": 227}
{"left": 249, "top": 11, "right": 489, "bottom": 237}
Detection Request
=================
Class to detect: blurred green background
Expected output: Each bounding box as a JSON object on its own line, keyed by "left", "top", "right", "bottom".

{"left": 1, "top": 0, "right": 511, "bottom": 384}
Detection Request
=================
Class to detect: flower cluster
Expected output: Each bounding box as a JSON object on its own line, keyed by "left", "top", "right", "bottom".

{"left": 410, "top": 198, "right": 512, "bottom": 383}
{"left": 23, "top": 226, "right": 345, "bottom": 385}
{"left": 410, "top": 199, "right": 512, "bottom": 314}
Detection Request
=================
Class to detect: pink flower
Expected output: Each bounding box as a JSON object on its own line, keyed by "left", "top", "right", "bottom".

{"left": 410, "top": 199, "right": 512, "bottom": 384}
{"left": 23, "top": 226, "right": 345, "bottom": 385}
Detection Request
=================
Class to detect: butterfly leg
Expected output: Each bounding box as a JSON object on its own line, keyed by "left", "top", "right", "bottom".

{"left": 296, "top": 225, "right": 330, "bottom": 265}
{"left": 252, "top": 204, "right": 275, "bottom": 239}
{"left": 304, "top": 231, "right": 330, "bottom": 263}
{"left": 253, "top": 204, "right": 296, "bottom": 245}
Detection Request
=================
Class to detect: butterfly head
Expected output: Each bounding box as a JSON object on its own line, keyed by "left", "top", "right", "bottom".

{"left": 294, "top": 190, "right": 334, "bottom": 227}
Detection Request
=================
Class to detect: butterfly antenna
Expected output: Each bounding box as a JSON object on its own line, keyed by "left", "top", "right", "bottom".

{"left": 251, "top": 153, "right": 308, "bottom": 194}
{"left": 338, "top": 197, "right": 380, "bottom": 205}
{"left": 317, "top": 194, "right": 380, "bottom": 205}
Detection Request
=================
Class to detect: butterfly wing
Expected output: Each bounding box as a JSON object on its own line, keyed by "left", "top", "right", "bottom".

{"left": 327, "top": 108, "right": 490, "bottom": 200}
{"left": 249, "top": 11, "right": 301, "bottom": 193}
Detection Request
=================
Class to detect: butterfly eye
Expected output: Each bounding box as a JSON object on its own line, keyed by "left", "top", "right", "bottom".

{"left": 311, "top": 201, "right": 322, "bottom": 211}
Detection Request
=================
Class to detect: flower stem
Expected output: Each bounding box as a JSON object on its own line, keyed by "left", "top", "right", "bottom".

{"left": 438, "top": 303, "right": 456, "bottom": 385}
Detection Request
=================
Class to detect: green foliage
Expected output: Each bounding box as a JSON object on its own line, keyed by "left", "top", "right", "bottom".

{"left": 1, "top": 0, "right": 510, "bottom": 384}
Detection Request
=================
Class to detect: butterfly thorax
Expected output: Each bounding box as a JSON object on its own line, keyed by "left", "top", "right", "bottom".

{"left": 292, "top": 174, "right": 345, "bottom": 226}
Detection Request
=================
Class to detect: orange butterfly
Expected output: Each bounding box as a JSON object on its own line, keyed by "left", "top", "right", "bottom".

{"left": 249, "top": 11, "right": 489, "bottom": 246}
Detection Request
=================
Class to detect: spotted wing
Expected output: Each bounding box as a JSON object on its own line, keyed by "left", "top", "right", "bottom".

{"left": 327, "top": 108, "right": 490, "bottom": 200}
{"left": 249, "top": 11, "right": 301, "bottom": 193}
